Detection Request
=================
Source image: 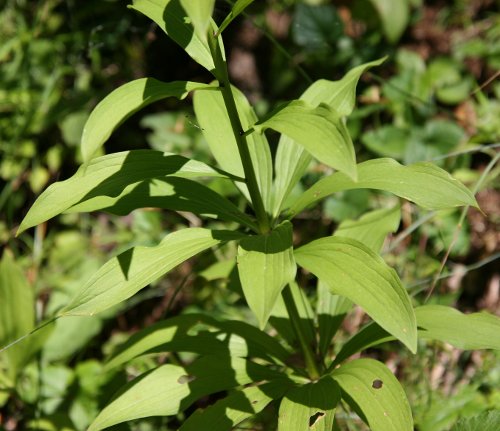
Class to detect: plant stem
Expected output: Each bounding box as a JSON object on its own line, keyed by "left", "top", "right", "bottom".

{"left": 208, "top": 32, "right": 270, "bottom": 234}
{"left": 282, "top": 284, "right": 321, "bottom": 380}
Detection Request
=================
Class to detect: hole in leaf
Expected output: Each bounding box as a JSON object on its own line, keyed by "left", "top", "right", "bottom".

{"left": 177, "top": 374, "right": 196, "bottom": 384}
{"left": 309, "top": 411, "right": 325, "bottom": 427}
{"left": 372, "top": 379, "right": 383, "bottom": 389}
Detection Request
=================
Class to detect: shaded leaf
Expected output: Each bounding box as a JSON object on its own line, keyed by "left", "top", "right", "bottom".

{"left": 18, "top": 150, "right": 227, "bottom": 234}
{"left": 295, "top": 237, "right": 417, "bottom": 352}
{"left": 288, "top": 158, "right": 478, "bottom": 217}
{"left": 278, "top": 377, "right": 341, "bottom": 431}
{"left": 238, "top": 221, "right": 296, "bottom": 328}
{"left": 332, "top": 358, "right": 413, "bottom": 431}
{"left": 254, "top": 101, "right": 357, "bottom": 180}
{"left": 60, "top": 228, "right": 242, "bottom": 316}
{"left": 82, "top": 78, "right": 214, "bottom": 161}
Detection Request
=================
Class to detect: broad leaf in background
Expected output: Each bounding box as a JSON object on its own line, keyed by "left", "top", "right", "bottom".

{"left": 18, "top": 150, "right": 227, "bottom": 234}
{"left": 60, "top": 228, "right": 242, "bottom": 316}
{"left": 278, "top": 376, "right": 341, "bottom": 431}
{"left": 451, "top": 410, "right": 500, "bottom": 431}
{"left": 416, "top": 305, "right": 500, "bottom": 350}
{"left": 179, "top": 0, "right": 215, "bottom": 42}
{"left": 238, "top": 221, "right": 296, "bottom": 328}
{"left": 289, "top": 158, "right": 477, "bottom": 216}
{"left": 368, "top": 0, "right": 409, "bottom": 43}
{"left": 217, "top": 0, "right": 256, "bottom": 35}
{"left": 334, "top": 205, "right": 401, "bottom": 253}
{"left": 82, "top": 78, "right": 214, "bottom": 161}
{"left": 194, "top": 85, "right": 273, "bottom": 209}
{"left": 295, "top": 237, "right": 417, "bottom": 352}
{"left": 332, "top": 359, "right": 413, "bottom": 431}
{"left": 180, "top": 381, "right": 291, "bottom": 431}
{"left": 130, "top": 0, "right": 215, "bottom": 72}
{"left": 89, "top": 355, "right": 279, "bottom": 431}
{"left": 254, "top": 101, "right": 357, "bottom": 180}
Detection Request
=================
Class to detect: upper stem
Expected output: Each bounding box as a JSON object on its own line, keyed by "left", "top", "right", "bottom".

{"left": 208, "top": 31, "right": 270, "bottom": 234}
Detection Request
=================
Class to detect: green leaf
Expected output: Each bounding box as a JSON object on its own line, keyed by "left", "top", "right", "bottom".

{"left": 181, "top": 381, "right": 291, "bottom": 431}
{"left": 294, "top": 237, "right": 417, "bottom": 352}
{"left": 288, "top": 158, "right": 478, "bottom": 217}
{"left": 254, "top": 100, "right": 357, "bottom": 180}
{"left": 105, "top": 313, "right": 291, "bottom": 370}
{"left": 451, "top": 410, "right": 500, "bottom": 431}
{"left": 60, "top": 228, "right": 242, "bottom": 316}
{"left": 368, "top": 0, "right": 409, "bottom": 43}
{"left": 237, "top": 221, "right": 296, "bottom": 328}
{"left": 194, "top": 85, "right": 273, "bottom": 209}
{"left": 89, "top": 355, "right": 279, "bottom": 431}
{"left": 179, "top": 0, "right": 215, "bottom": 42}
{"left": 332, "top": 358, "right": 413, "bottom": 431}
{"left": 66, "top": 177, "right": 257, "bottom": 230}
{"left": 216, "top": 0, "right": 256, "bottom": 35}
{"left": 335, "top": 205, "right": 401, "bottom": 253}
{"left": 415, "top": 305, "right": 500, "bottom": 350}
{"left": 82, "top": 78, "right": 214, "bottom": 161}
{"left": 18, "top": 150, "right": 227, "bottom": 234}
{"left": 130, "top": 0, "right": 215, "bottom": 72}
{"left": 278, "top": 377, "right": 341, "bottom": 431}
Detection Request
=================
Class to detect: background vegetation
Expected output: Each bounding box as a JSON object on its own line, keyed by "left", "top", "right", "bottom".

{"left": 1, "top": 0, "right": 499, "bottom": 429}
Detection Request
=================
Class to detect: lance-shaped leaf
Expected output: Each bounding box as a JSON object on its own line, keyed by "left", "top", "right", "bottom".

{"left": 272, "top": 58, "right": 384, "bottom": 217}
{"left": 237, "top": 221, "right": 297, "bottom": 328}
{"left": 18, "top": 150, "right": 228, "bottom": 234}
{"left": 278, "top": 377, "right": 341, "bottom": 431}
{"left": 179, "top": 0, "right": 215, "bottom": 42}
{"left": 82, "top": 78, "right": 214, "bottom": 161}
{"left": 67, "top": 177, "right": 257, "bottom": 230}
{"left": 130, "top": 0, "right": 215, "bottom": 72}
{"left": 332, "top": 358, "right": 413, "bottom": 431}
{"left": 216, "top": 0, "right": 255, "bottom": 35}
{"left": 254, "top": 101, "right": 357, "bottom": 180}
{"left": 60, "top": 228, "right": 242, "bottom": 316}
{"left": 288, "top": 158, "right": 478, "bottom": 217}
{"left": 181, "top": 380, "right": 291, "bottom": 431}
{"left": 295, "top": 237, "right": 417, "bottom": 352}
{"left": 194, "top": 85, "right": 273, "bottom": 209}
{"left": 335, "top": 205, "right": 401, "bottom": 253}
{"left": 89, "top": 355, "right": 280, "bottom": 431}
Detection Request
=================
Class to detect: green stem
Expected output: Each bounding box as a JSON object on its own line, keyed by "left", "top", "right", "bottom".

{"left": 282, "top": 284, "right": 321, "bottom": 380}
{"left": 208, "top": 31, "right": 270, "bottom": 234}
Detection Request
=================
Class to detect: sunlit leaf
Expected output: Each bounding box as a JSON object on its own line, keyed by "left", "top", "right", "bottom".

{"left": 368, "top": 0, "right": 409, "bottom": 42}
{"left": 179, "top": 0, "right": 215, "bottom": 41}
{"left": 60, "top": 228, "right": 242, "bottom": 316}
{"left": 278, "top": 376, "right": 340, "bottom": 431}
{"left": 18, "top": 150, "right": 228, "bottom": 234}
{"left": 216, "top": 0, "right": 256, "bottom": 35}
{"left": 332, "top": 358, "right": 413, "bottom": 431}
{"left": 238, "top": 221, "right": 296, "bottom": 328}
{"left": 295, "top": 237, "right": 417, "bottom": 352}
{"left": 82, "top": 78, "right": 214, "bottom": 161}
{"left": 288, "top": 158, "right": 478, "bottom": 217}
{"left": 254, "top": 100, "right": 357, "bottom": 180}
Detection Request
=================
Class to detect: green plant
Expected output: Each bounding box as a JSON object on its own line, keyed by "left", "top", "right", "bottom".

{"left": 7, "top": 1, "right": 500, "bottom": 430}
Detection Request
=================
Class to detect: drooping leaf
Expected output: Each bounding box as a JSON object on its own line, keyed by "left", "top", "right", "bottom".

{"left": 254, "top": 100, "right": 357, "bottom": 180}
{"left": 288, "top": 158, "right": 478, "bottom": 217}
{"left": 278, "top": 377, "right": 341, "bottom": 431}
{"left": 60, "top": 228, "right": 242, "bottom": 316}
{"left": 88, "top": 355, "right": 280, "bottom": 431}
{"left": 194, "top": 85, "right": 273, "bottom": 209}
{"left": 368, "top": 0, "right": 409, "bottom": 43}
{"left": 332, "top": 358, "right": 413, "bottom": 431}
{"left": 415, "top": 305, "right": 500, "bottom": 350}
{"left": 18, "top": 150, "right": 228, "bottom": 234}
{"left": 335, "top": 205, "right": 401, "bottom": 253}
{"left": 66, "top": 177, "right": 257, "bottom": 230}
{"left": 237, "top": 221, "right": 296, "bottom": 328}
{"left": 105, "top": 313, "right": 291, "bottom": 370}
{"left": 179, "top": 0, "right": 215, "bottom": 41}
{"left": 294, "top": 237, "right": 417, "bottom": 352}
{"left": 129, "top": 0, "right": 215, "bottom": 71}
{"left": 81, "top": 78, "right": 214, "bottom": 161}
{"left": 181, "top": 380, "right": 291, "bottom": 431}
{"left": 216, "top": 0, "right": 256, "bottom": 35}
